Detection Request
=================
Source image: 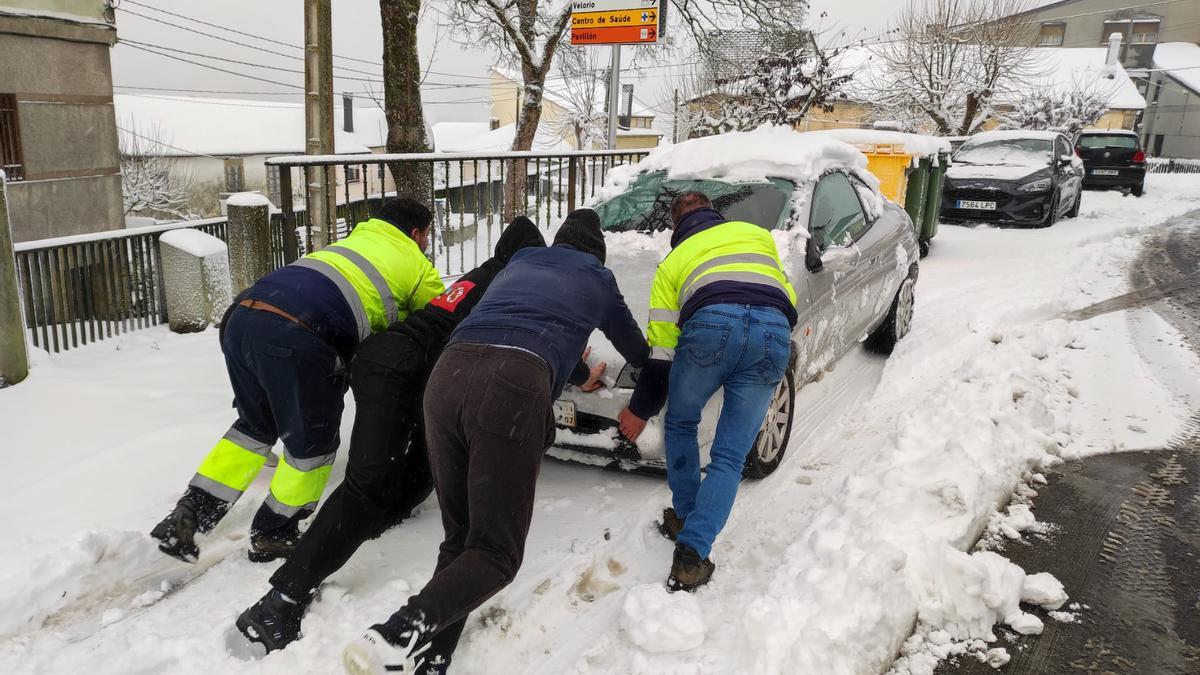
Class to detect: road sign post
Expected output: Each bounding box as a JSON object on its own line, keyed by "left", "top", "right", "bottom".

{"left": 571, "top": 0, "right": 664, "bottom": 148}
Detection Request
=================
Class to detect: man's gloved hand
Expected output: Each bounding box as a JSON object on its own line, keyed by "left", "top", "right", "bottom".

{"left": 618, "top": 406, "right": 647, "bottom": 441}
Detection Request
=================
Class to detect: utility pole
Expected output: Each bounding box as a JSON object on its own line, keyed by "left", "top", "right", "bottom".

{"left": 607, "top": 45, "right": 621, "bottom": 149}
{"left": 672, "top": 88, "right": 679, "bottom": 143}
{"left": 304, "top": 0, "right": 334, "bottom": 250}
{"left": 0, "top": 173, "right": 28, "bottom": 387}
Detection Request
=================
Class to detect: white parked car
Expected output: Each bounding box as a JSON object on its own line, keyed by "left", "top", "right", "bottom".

{"left": 549, "top": 127, "right": 920, "bottom": 478}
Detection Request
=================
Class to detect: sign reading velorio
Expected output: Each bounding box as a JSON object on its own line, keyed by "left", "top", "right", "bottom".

{"left": 570, "top": 0, "right": 664, "bottom": 46}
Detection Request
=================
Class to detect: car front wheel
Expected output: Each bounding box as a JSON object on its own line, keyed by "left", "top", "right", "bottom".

{"left": 744, "top": 368, "right": 795, "bottom": 479}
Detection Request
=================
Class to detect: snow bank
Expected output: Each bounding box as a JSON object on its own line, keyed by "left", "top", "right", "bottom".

{"left": 620, "top": 584, "right": 706, "bottom": 652}
{"left": 596, "top": 125, "right": 870, "bottom": 203}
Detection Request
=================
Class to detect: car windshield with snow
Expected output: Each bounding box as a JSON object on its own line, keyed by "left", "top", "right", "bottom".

{"left": 549, "top": 127, "right": 920, "bottom": 479}
{"left": 941, "top": 130, "right": 1084, "bottom": 228}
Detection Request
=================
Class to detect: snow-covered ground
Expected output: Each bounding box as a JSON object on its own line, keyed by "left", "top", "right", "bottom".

{"left": 2, "top": 175, "right": 1199, "bottom": 674}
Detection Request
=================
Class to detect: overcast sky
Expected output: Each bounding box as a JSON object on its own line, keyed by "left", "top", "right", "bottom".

{"left": 109, "top": 0, "right": 913, "bottom": 129}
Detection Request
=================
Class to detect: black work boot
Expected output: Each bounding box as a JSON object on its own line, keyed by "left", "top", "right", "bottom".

{"left": 666, "top": 544, "right": 715, "bottom": 593}
{"left": 248, "top": 521, "right": 301, "bottom": 563}
{"left": 236, "top": 588, "right": 310, "bottom": 653}
{"left": 150, "top": 501, "right": 200, "bottom": 563}
{"left": 657, "top": 507, "right": 686, "bottom": 542}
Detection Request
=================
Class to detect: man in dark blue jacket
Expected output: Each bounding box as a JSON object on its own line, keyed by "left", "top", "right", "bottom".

{"left": 339, "top": 209, "right": 650, "bottom": 675}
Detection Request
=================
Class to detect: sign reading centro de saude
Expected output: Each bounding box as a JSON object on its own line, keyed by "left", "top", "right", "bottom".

{"left": 570, "top": 0, "right": 663, "bottom": 46}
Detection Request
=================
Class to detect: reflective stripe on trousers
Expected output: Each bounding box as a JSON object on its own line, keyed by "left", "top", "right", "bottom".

{"left": 190, "top": 427, "right": 273, "bottom": 502}
{"left": 263, "top": 452, "right": 334, "bottom": 517}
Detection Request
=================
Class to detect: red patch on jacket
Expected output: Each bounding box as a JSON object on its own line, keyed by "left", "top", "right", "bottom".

{"left": 429, "top": 280, "right": 476, "bottom": 312}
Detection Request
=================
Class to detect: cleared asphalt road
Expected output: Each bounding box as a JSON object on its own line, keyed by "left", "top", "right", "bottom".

{"left": 937, "top": 209, "right": 1200, "bottom": 675}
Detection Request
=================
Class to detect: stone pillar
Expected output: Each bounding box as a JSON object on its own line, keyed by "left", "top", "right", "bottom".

{"left": 159, "top": 229, "right": 232, "bottom": 334}
{"left": 226, "top": 192, "right": 274, "bottom": 294}
{"left": 0, "top": 173, "right": 29, "bottom": 387}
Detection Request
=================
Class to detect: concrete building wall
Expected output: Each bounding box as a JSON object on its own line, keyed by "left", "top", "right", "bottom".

{"left": 1017, "top": 0, "right": 1200, "bottom": 68}
{"left": 1140, "top": 73, "right": 1200, "bottom": 159}
{"left": 0, "top": 4, "right": 122, "bottom": 242}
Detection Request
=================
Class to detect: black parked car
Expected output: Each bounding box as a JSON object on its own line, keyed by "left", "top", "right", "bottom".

{"left": 1075, "top": 130, "right": 1146, "bottom": 196}
{"left": 941, "top": 130, "right": 1084, "bottom": 228}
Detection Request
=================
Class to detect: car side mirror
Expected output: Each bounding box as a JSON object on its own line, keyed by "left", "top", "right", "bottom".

{"left": 805, "top": 236, "right": 823, "bottom": 273}
{"left": 1058, "top": 155, "right": 1072, "bottom": 167}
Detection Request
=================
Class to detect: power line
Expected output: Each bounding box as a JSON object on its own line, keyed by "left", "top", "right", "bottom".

{"left": 120, "top": 39, "right": 384, "bottom": 84}
{"left": 121, "top": 42, "right": 305, "bottom": 90}
{"left": 118, "top": 7, "right": 385, "bottom": 78}
{"left": 116, "top": 124, "right": 224, "bottom": 160}
{"left": 121, "top": 0, "right": 383, "bottom": 68}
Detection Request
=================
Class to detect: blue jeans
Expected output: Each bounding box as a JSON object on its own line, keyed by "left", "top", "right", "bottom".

{"left": 666, "top": 304, "right": 791, "bottom": 559}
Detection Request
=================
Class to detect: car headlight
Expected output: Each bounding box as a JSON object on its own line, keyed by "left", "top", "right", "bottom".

{"left": 1017, "top": 178, "right": 1052, "bottom": 193}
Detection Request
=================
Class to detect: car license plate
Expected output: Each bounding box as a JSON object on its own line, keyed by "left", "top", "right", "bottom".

{"left": 1092, "top": 169, "right": 1119, "bottom": 176}
{"left": 553, "top": 400, "right": 576, "bottom": 427}
{"left": 957, "top": 200, "right": 996, "bottom": 210}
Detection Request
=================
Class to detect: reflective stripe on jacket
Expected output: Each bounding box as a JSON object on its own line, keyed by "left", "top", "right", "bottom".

{"left": 647, "top": 220, "right": 796, "bottom": 361}
{"left": 293, "top": 218, "right": 444, "bottom": 340}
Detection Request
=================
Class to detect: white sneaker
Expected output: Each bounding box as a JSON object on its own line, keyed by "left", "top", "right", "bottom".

{"left": 342, "top": 628, "right": 428, "bottom": 675}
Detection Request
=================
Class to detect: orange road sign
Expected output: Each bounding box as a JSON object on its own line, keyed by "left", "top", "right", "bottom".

{"left": 571, "top": 24, "right": 659, "bottom": 45}
{"left": 570, "top": 8, "right": 658, "bottom": 28}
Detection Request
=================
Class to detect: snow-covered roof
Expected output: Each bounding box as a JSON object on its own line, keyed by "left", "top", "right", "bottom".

{"left": 836, "top": 46, "right": 1145, "bottom": 110}
{"left": 1152, "top": 42, "right": 1200, "bottom": 94}
{"left": 1077, "top": 129, "right": 1138, "bottom": 136}
{"left": 491, "top": 67, "right": 656, "bottom": 119}
{"left": 114, "top": 94, "right": 390, "bottom": 157}
{"left": 597, "top": 125, "right": 869, "bottom": 202}
{"left": 431, "top": 122, "right": 494, "bottom": 152}
{"left": 432, "top": 121, "right": 573, "bottom": 154}
{"left": 1016, "top": 48, "right": 1145, "bottom": 110}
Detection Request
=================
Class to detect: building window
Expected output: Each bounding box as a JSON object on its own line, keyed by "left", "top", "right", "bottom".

{"left": 344, "top": 164, "right": 362, "bottom": 183}
{"left": 0, "top": 94, "right": 24, "bottom": 181}
{"left": 1131, "top": 22, "right": 1159, "bottom": 45}
{"left": 1038, "top": 23, "right": 1065, "bottom": 47}
{"left": 1153, "top": 135, "right": 1165, "bottom": 156}
{"left": 224, "top": 157, "right": 245, "bottom": 192}
{"left": 266, "top": 165, "right": 281, "bottom": 204}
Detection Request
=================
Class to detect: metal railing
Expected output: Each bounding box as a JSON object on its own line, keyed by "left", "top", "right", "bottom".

{"left": 264, "top": 149, "right": 651, "bottom": 276}
{"left": 13, "top": 217, "right": 227, "bottom": 353}
{"left": 1146, "top": 157, "right": 1200, "bottom": 174}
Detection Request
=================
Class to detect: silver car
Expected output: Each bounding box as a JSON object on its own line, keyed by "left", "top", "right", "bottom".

{"left": 550, "top": 147, "right": 919, "bottom": 479}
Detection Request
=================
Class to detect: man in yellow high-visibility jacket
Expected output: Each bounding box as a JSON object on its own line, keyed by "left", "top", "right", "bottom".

{"left": 151, "top": 197, "right": 445, "bottom": 564}
{"left": 619, "top": 191, "right": 797, "bottom": 592}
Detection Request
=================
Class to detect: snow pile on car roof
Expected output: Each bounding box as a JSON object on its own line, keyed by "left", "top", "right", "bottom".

{"left": 966, "top": 129, "right": 1062, "bottom": 143}
{"left": 597, "top": 125, "right": 870, "bottom": 202}
{"left": 810, "top": 129, "right": 951, "bottom": 159}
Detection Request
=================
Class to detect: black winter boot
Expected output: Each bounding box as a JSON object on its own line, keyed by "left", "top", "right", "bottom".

{"left": 342, "top": 606, "right": 433, "bottom": 675}
{"left": 248, "top": 521, "right": 302, "bottom": 563}
{"left": 666, "top": 544, "right": 715, "bottom": 593}
{"left": 236, "top": 588, "right": 309, "bottom": 653}
{"left": 657, "top": 507, "right": 686, "bottom": 542}
{"left": 150, "top": 501, "right": 200, "bottom": 563}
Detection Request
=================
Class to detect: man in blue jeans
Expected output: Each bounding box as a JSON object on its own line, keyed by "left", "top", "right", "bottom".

{"left": 619, "top": 192, "right": 796, "bottom": 591}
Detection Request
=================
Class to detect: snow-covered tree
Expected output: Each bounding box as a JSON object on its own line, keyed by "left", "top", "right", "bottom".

{"left": 547, "top": 44, "right": 606, "bottom": 150}
{"left": 119, "top": 122, "right": 196, "bottom": 221}
{"left": 691, "top": 38, "right": 853, "bottom": 136}
{"left": 440, "top": 0, "right": 808, "bottom": 215}
{"left": 871, "top": 0, "right": 1039, "bottom": 136}
{"left": 999, "top": 78, "right": 1112, "bottom": 137}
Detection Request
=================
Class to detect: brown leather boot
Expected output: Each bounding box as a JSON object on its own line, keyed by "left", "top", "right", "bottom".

{"left": 657, "top": 507, "right": 685, "bottom": 542}
{"left": 666, "top": 544, "right": 715, "bottom": 592}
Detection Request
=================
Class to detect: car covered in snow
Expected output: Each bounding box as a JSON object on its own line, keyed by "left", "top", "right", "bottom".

{"left": 941, "top": 130, "right": 1084, "bottom": 227}
{"left": 549, "top": 127, "right": 920, "bottom": 478}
